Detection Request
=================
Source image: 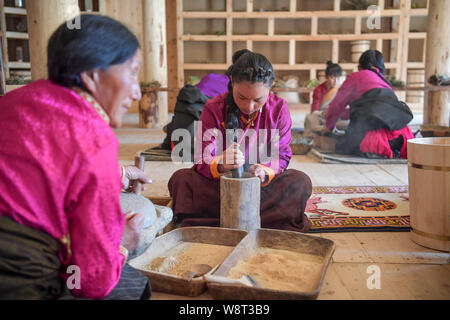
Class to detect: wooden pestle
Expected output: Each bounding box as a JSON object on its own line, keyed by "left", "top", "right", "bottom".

{"left": 232, "top": 135, "right": 244, "bottom": 178}
{"left": 132, "top": 155, "right": 146, "bottom": 195}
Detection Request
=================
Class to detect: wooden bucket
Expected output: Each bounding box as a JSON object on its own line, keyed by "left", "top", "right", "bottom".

{"left": 406, "top": 69, "right": 425, "bottom": 103}
{"left": 407, "top": 138, "right": 450, "bottom": 252}
{"left": 350, "top": 40, "right": 370, "bottom": 63}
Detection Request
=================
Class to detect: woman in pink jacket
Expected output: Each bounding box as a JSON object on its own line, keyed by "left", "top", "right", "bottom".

{"left": 0, "top": 15, "right": 152, "bottom": 300}
{"left": 324, "top": 50, "right": 414, "bottom": 158}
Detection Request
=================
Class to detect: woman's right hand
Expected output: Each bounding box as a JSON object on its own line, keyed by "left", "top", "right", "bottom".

{"left": 121, "top": 212, "right": 144, "bottom": 252}
{"left": 218, "top": 142, "right": 245, "bottom": 173}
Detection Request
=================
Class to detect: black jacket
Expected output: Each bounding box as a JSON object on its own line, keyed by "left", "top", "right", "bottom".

{"left": 337, "top": 88, "right": 413, "bottom": 155}
{"left": 161, "top": 85, "right": 209, "bottom": 160}
{"left": 349, "top": 87, "right": 413, "bottom": 131}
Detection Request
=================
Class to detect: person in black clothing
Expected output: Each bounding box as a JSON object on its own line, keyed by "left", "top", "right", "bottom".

{"left": 157, "top": 74, "right": 229, "bottom": 161}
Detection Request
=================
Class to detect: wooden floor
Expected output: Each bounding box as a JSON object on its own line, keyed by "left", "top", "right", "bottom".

{"left": 114, "top": 123, "right": 450, "bottom": 300}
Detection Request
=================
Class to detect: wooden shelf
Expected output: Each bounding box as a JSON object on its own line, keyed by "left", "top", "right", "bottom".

{"left": 1, "top": 2, "right": 31, "bottom": 80}
{"left": 175, "top": 0, "right": 429, "bottom": 89}
{"left": 8, "top": 61, "right": 30, "bottom": 68}
{"left": 180, "top": 9, "right": 404, "bottom": 19}
{"left": 5, "top": 31, "right": 28, "bottom": 39}
{"left": 182, "top": 34, "right": 400, "bottom": 41}
{"left": 3, "top": 6, "right": 26, "bottom": 15}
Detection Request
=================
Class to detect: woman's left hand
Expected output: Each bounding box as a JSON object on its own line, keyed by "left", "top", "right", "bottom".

{"left": 122, "top": 166, "right": 152, "bottom": 192}
{"left": 249, "top": 165, "right": 266, "bottom": 183}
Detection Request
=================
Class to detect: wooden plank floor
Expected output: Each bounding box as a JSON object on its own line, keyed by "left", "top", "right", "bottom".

{"left": 115, "top": 126, "right": 450, "bottom": 300}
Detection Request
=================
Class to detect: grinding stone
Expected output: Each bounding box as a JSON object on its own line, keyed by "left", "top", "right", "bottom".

{"left": 128, "top": 205, "right": 174, "bottom": 259}
{"left": 120, "top": 193, "right": 157, "bottom": 229}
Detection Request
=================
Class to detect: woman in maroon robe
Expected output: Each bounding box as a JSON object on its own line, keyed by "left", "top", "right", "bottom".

{"left": 168, "top": 50, "right": 312, "bottom": 233}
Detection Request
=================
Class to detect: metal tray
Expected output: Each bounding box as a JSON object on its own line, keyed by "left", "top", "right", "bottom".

{"left": 129, "top": 227, "right": 248, "bottom": 297}
{"left": 206, "top": 229, "right": 335, "bottom": 300}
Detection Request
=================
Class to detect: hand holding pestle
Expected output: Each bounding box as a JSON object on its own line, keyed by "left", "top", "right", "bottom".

{"left": 232, "top": 136, "right": 244, "bottom": 178}
{"left": 132, "top": 156, "right": 146, "bottom": 195}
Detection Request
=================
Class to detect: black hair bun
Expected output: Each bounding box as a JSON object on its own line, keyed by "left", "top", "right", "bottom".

{"left": 232, "top": 49, "right": 252, "bottom": 64}
{"left": 326, "top": 60, "right": 333, "bottom": 67}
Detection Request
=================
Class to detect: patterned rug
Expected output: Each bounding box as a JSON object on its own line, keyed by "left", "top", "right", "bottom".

{"left": 306, "top": 186, "right": 410, "bottom": 233}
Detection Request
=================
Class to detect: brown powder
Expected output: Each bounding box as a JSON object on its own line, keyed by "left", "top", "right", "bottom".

{"left": 147, "top": 242, "right": 235, "bottom": 277}
{"left": 227, "top": 247, "right": 324, "bottom": 292}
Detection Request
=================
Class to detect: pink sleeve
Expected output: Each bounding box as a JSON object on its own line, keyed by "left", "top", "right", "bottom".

{"left": 325, "top": 75, "right": 356, "bottom": 130}
{"left": 64, "top": 146, "right": 125, "bottom": 299}
{"left": 194, "top": 104, "right": 223, "bottom": 180}
{"left": 260, "top": 100, "right": 292, "bottom": 175}
{"left": 311, "top": 86, "right": 322, "bottom": 113}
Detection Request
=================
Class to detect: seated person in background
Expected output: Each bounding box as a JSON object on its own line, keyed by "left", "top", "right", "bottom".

{"left": 168, "top": 49, "right": 312, "bottom": 233}
{"left": 323, "top": 50, "right": 414, "bottom": 159}
{"left": 160, "top": 73, "right": 230, "bottom": 160}
{"left": 304, "top": 60, "right": 347, "bottom": 138}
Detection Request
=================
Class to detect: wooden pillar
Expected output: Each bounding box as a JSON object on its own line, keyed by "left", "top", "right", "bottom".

{"left": 141, "top": 0, "right": 168, "bottom": 128}
{"left": 100, "top": 0, "right": 144, "bottom": 115}
{"left": 166, "top": 0, "right": 178, "bottom": 114}
{"left": 424, "top": 0, "right": 450, "bottom": 128}
{"left": 27, "top": 0, "right": 80, "bottom": 80}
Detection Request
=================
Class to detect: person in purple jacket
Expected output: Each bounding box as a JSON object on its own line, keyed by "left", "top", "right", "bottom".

{"left": 168, "top": 50, "right": 312, "bottom": 232}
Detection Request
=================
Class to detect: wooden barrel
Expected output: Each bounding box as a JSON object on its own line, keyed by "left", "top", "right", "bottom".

{"left": 407, "top": 138, "right": 450, "bottom": 252}
{"left": 350, "top": 40, "right": 370, "bottom": 63}
{"left": 406, "top": 69, "right": 425, "bottom": 103}
{"left": 220, "top": 173, "right": 261, "bottom": 231}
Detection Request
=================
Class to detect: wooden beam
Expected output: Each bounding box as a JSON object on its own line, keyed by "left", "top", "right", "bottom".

{"left": 424, "top": 0, "right": 450, "bottom": 127}
{"left": 332, "top": 39, "right": 339, "bottom": 63}
{"left": 311, "top": 16, "right": 318, "bottom": 36}
{"left": 27, "top": 0, "right": 80, "bottom": 81}
{"left": 290, "top": 0, "right": 297, "bottom": 12}
{"left": 268, "top": 17, "right": 274, "bottom": 37}
{"left": 181, "top": 9, "right": 402, "bottom": 19}
{"left": 334, "top": 0, "right": 341, "bottom": 11}
{"left": 354, "top": 16, "right": 361, "bottom": 35}
{"left": 5, "top": 31, "right": 28, "bottom": 39}
{"left": 376, "top": 38, "right": 383, "bottom": 52}
{"left": 246, "top": 40, "right": 253, "bottom": 51}
{"left": 166, "top": 0, "right": 178, "bottom": 113}
{"left": 3, "top": 7, "right": 27, "bottom": 15}
{"left": 226, "top": 0, "right": 233, "bottom": 65}
{"left": 289, "top": 39, "right": 296, "bottom": 65}
{"left": 247, "top": 0, "right": 253, "bottom": 13}
{"left": 176, "top": 0, "right": 184, "bottom": 88}
{"left": 142, "top": 0, "right": 168, "bottom": 128}
{"left": 181, "top": 33, "right": 399, "bottom": 42}
{"left": 1, "top": 2, "right": 10, "bottom": 79}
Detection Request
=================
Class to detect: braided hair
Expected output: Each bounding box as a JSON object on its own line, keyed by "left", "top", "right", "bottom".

{"left": 358, "top": 49, "right": 391, "bottom": 87}
{"left": 225, "top": 50, "right": 275, "bottom": 130}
